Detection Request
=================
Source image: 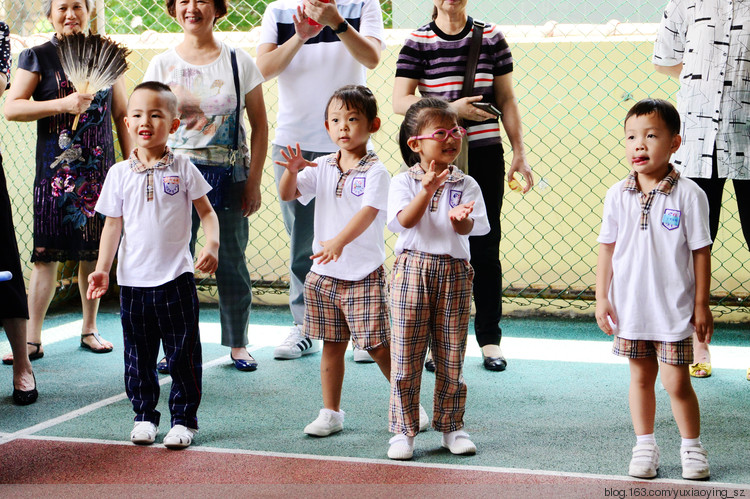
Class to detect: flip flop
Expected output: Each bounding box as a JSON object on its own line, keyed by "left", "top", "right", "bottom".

{"left": 689, "top": 362, "right": 711, "bottom": 378}
{"left": 80, "top": 332, "right": 113, "bottom": 354}
{"left": 2, "top": 342, "right": 44, "bottom": 365}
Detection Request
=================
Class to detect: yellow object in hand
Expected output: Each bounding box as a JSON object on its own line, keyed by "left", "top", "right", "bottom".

{"left": 508, "top": 178, "right": 523, "bottom": 192}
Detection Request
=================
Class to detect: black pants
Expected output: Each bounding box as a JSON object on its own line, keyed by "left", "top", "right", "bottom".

{"left": 689, "top": 149, "right": 750, "bottom": 248}
{"left": 468, "top": 144, "right": 504, "bottom": 347}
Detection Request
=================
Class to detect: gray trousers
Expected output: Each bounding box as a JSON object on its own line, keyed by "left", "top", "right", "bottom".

{"left": 191, "top": 181, "right": 251, "bottom": 347}
{"left": 271, "top": 144, "right": 324, "bottom": 325}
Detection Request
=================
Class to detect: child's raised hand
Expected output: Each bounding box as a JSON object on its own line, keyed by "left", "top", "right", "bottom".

{"left": 311, "top": 237, "right": 345, "bottom": 265}
{"left": 275, "top": 143, "right": 317, "bottom": 174}
{"left": 86, "top": 271, "right": 109, "bottom": 301}
{"left": 421, "top": 160, "right": 450, "bottom": 194}
{"left": 195, "top": 247, "right": 219, "bottom": 275}
{"left": 595, "top": 299, "right": 618, "bottom": 335}
{"left": 449, "top": 200, "right": 475, "bottom": 222}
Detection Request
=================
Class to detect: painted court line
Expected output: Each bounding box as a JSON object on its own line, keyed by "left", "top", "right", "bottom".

{"left": 0, "top": 354, "right": 230, "bottom": 445}
{"left": 9, "top": 434, "right": 750, "bottom": 490}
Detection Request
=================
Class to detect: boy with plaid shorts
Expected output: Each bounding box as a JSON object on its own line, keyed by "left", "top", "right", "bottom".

{"left": 596, "top": 99, "right": 713, "bottom": 480}
{"left": 277, "top": 86, "right": 431, "bottom": 437}
{"left": 88, "top": 82, "right": 219, "bottom": 449}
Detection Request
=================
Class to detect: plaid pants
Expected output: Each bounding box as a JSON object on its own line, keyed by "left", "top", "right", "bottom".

{"left": 120, "top": 272, "right": 202, "bottom": 429}
{"left": 191, "top": 181, "right": 252, "bottom": 347}
{"left": 389, "top": 250, "right": 474, "bottom": 436}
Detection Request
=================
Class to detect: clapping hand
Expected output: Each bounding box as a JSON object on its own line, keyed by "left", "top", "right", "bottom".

{"left": 421, "top": 160, "right": 450, "bottom": 195}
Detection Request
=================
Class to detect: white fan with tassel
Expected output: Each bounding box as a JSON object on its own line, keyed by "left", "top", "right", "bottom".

{"left": 56, "top": 32, "right": 131, "bottom": 130}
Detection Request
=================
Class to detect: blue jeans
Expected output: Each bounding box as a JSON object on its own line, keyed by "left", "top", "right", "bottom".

{"left": 272, "top": 144, "right": 324, "bottom": 325}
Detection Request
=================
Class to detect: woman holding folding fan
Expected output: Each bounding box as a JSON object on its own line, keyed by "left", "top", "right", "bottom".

{"left": 392, "top": 0, "right": 533, "bottom": 373}
{"left": 3, "top": 0, "right": 131, "bottom": 364}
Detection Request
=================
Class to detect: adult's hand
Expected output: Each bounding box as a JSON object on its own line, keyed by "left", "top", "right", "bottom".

{"left": 293, "top": 4, "right": 324, "bottom": 41}
{"left": 508, "top": 153, "right": 534, "bottom": 194}
{"left": 304, "top": 0, "right": 345, "bottom": 29}
{"left": 451, "top": 96, "right": 496, "bottom": 122}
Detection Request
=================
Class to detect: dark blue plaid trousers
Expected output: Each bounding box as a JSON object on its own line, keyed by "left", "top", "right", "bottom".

{"left": 120, "top": 272, "right": 202, "bottom": 429}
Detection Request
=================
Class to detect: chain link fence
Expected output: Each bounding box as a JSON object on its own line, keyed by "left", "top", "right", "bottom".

{"left": 1, "top": 0, "right": 748, "bottom": 317}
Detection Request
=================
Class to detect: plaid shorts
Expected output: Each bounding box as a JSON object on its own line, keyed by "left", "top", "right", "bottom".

{"left": 303, "top": 266, "right": 390, "bottom": 348}
{"left": 612, "top": 335, "right": 694, "bottom": 365}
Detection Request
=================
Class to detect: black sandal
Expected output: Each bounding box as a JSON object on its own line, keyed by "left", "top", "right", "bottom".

{"left": 80, "top": 332, "right": 113, "bottom": 354}
{"left": 2, "top": 342, "right": 44, "bottom": 366}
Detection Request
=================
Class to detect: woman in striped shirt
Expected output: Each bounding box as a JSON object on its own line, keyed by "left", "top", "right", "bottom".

{"left": 393, "top": 0, "right": 533, "bottom": 373}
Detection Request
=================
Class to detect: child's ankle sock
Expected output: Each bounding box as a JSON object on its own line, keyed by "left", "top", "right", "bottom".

{"left": 681, "top": 437, "right": 701, "bottom": 448}
{"left": 636, "top": 433, "right": 656, "bottom": 445}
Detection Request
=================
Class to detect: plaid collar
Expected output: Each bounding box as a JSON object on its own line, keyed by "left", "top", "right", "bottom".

{"left": 407, "top": 163, "right": 465, "bottom": 183}
{"left": 622, "top": 165, "right": 680, "bottom": 195}
{"left": 623, "top": 166, "right": 680, "bottom": 230}
{"left": 407, "top": 163, "right": 465, "bottom": 212}
{"left": 330, "top": 151, "right": 379, "bottom": 198}
{"left": 129, "top": 147, "right": 174, "bottom": 202}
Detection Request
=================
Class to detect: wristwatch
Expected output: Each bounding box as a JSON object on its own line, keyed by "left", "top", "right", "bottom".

{"left": 333, "top": 20, "right": 349, "bottom": 34}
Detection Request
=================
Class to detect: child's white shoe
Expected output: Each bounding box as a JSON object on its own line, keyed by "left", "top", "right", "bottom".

{"left": 628, "top": 442, "right": 659, "bottom": 478}
{"left": 304, "top": 408, "right": 344, "bottom": 437}
{"left": 388, "top": 434, "right": 414, "bottom": 460}
{"left": 163, "top": 424, "right": 197, "bottom": 449}
{"left": 130, "top": 421, "right": 157, "bottom": 445}
{"left": 418, "top": 404, "right": 429, "bottom": 432}
{"left": 681, "top": 445, "right": 710, "bottom": 480}
{"left": 441, "top": 430, "right": 476, "bottom": 455}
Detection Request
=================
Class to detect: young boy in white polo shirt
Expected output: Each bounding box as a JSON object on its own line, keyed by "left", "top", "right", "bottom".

{"left": 276, "top": 85, "right": 429, "bottom": 438}
{"left": 596, "top": 98, "right": 713, "bottom": 480}
{"left": 87, "top": 81, "right": 219, "bottom": 450}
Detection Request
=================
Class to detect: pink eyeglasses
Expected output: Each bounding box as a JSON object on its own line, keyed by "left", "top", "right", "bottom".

{"left": 409, "top": 126, "right": 467, "bottom": 142}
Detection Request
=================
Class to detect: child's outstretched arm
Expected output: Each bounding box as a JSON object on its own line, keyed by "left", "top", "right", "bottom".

{"left": 312, "top": 206, "right": 379, "bottom": 265}
{"left": 595, "top": 242, "right": 618, "bottom": 335}
{"left": 193, "top": 195, "right": 220, "bottom": 274}
{"left": 692, "top": 245, "right": 713, "bottom": 344}
{"left": 87, "top": 216, "right": 123, "bottom": 300}
{"left": 275, "top": 143, "right": 317, "bottom": 201}
{"left": 397, "top": 160, "right": 449, "bottom": 228}
{"left": 449, "top": 200, "right": 475, "bottom": 235}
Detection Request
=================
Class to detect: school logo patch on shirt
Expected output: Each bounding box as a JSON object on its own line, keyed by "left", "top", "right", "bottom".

{"left": 662, "top": 208, "right": 681, "bottom": 230}
{"left": 163, "top": 176, "right": 180, "bottom": 196}
{"left": 449, "top": 189, "right": 463, "bottom": 208}
{"left": 351, "top": 176, "right": 366, "bottom": 197}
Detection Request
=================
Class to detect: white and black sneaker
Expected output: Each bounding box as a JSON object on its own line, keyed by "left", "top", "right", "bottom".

{"left": 273, "top": 326, "right": 320, "bottom": 360}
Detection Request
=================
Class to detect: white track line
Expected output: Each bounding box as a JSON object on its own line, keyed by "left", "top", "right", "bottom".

{"left": 0, "top": 354, "right": 229, "bottom": 445}
{"left": 8, "top": 434, "right": 750, "bottom": 490}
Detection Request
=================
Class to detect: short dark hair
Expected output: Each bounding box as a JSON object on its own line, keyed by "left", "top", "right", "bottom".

{"left": 130, "top": 81, "right": 179, "bottom": 117}
{"left": 324, "top": 85, "right": 378, "bottom": 123}
{"left": 398, "top": 97, "right": 459, "bottom": 166}
{"left": 624, "top": 98, "right": 680, "bottom": 136}
{"left": 166, "top": 0, "right": 227, "bottom": 22}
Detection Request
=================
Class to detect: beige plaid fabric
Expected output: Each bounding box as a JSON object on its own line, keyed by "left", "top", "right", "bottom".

{"left": 388, "top": 250, "right": 474, "bottom": 436}
{"left": 613, "top": 335, "right": 693, "bottom": 365}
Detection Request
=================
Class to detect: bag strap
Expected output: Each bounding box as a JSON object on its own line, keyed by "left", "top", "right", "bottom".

{"left": 229, "top": 47, "right": 241, "bottom": 154}
{"left": 460, "top": 19, "right": 485, "bottom": 98}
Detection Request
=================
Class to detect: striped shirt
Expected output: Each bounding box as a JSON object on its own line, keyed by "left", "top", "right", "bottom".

{"left": 396, "top": 18, "right": 513, "bottom": 149}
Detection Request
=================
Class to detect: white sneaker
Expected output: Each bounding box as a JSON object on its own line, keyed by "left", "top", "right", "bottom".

{"left": 681, "top": 445, "right": 710, "bottom": 480}
{"left": 163, "top": 424, "right": 197, "bottom": 449}
{"left": 274, "top": 326, "right": 319, "bottom": 360}
{"left": 304, "top": 408, "right": 344, "bottom": 437}
{"left": 418, "top": 404, "right": 429, "bottom": 432}
{"left": 441, "top": 429, "right": 476, "bottom": 455}
{"left": 130, "top": 421, "right": 157, "bottom": 445}
{"left": 388, "top": 434, "right": 414, "bottom": 460}
{"left": 353, "top": 344, "right": 374, "bottom": 363}
{"left": 628, "top": 442, "right": 659, "bottom": 478}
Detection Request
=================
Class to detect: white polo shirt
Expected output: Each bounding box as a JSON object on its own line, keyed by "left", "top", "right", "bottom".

{"left": 387, "top": 165, "right": 490, "bottom": 260}
{"left": 597, "top": 173, "right": 711, "bottom": 342}
{"left": 296, "top": 151, "right": 390, "bottom": 281}
{"left": 95, "top": 153, "right": 211, "bottom": 288}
